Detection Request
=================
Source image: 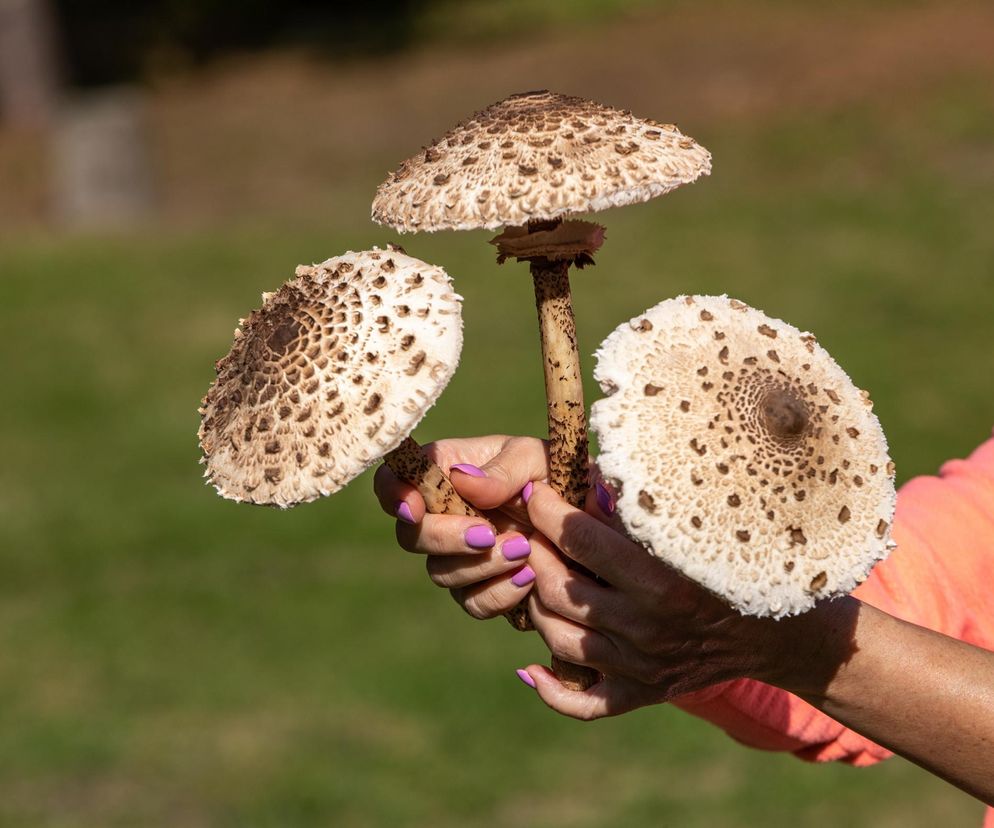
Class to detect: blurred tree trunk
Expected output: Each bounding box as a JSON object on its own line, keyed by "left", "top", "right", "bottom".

{"left": 0, "top": 0, "right": 62, "bottom": 127}
{"left": 53, "top": 86, "right": 155, "bottom": 227}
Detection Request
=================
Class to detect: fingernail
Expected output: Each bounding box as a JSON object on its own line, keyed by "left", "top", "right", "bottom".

{"left": 522, "top": 481, "right": 534, "bottom": 503}
{"left": 395, "top": 501, "right": 416, "bottom": 525}
{"left": 516, "top": 668, "right": 536, "bottom": 689}
{"left": 464, "top": 524, "right": 496, "bottom": 548}
{"left": 511, "top": 565, "right": 536, "bottom": 588}
{"left": 501, "top": 535, "right": 531, "bottom": 561}
{"left": 451, "top": 463, "right": 486, "bottom": 478}
{"left": 595, "top": 482, "right": 615, "bottom": 515}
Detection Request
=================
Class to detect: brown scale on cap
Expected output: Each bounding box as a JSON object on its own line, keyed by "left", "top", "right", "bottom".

{"left": 198, "top": 248, "right": 464, "bottom": 508}
{"left": 371, "top": 90, "right": 711, "bottom": 233}
{"left": 591, "top": 295, "right": 897, "bottom": 618}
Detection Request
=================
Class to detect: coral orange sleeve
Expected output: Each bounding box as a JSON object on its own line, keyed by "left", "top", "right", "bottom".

{"left": 674, "top": 429, "right": 994, "bottom": 816}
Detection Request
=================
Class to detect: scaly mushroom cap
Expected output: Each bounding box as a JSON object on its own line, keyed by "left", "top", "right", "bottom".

{"left": 198, "top": 248, "right": 463, "bottom": 507}
{"left": 372, "top": 90, "right": 711, "bottom": 233}
{"left": 591, "top": 295, "right": 896, "bottom": 618}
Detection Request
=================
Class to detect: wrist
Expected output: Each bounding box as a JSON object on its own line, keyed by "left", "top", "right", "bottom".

{"left": 745, "top": 595, "right": 863, "bottom": 700}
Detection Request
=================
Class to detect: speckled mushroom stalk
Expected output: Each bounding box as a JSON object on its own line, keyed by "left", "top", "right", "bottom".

{"left": 493, "top": 217, "right": 607, "bottom": 508}
{"left": 385, "top": 436, "right": 481, "bottom": 517}
{"left": 531, "top": 256, "right": 588, "bottom": 505}
{"left": 372, "top": 90, "right": 712, "bottom": 691}
{"left": 491, "top": 219, "right": 607, "bottom": 688}
{"left": 199, "top": 248, "right": 478, "bottom": 525}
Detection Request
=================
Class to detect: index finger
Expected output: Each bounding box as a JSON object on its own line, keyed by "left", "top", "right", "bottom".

{"left": 373, "top": 462, "right": 425, "bottom": 522}
{"left": 373, "top": 434, "right": 519, "bottom": 519}
{"left": 447, "top": 435, "right": 550, "bottom": 513}
{"left": 525, "top": 482, "right": 652, "bottom": 588}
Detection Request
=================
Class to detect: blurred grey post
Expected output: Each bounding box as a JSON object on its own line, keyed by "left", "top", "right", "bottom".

{"left": 0, "top": 0, "right": 61, "bottom": 127}
{"left": 53, "top": 86, "right": 156, "bottom": 228}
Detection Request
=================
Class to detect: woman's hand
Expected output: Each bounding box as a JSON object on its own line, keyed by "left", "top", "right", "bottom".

{"left": 517, "top": 482, "right": 855, "bottom": 720}
{"left": 373, "top": 436, "right": 552, "bottom": 619}
{"left": 373, "top": 434, "right": 797, "bottom": 710}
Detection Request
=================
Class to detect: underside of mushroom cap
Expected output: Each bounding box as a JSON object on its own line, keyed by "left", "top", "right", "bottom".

{"left": 372, "top": 90, "right": 711, "bottom": 233}
{"left": 591, "top": 295, "right": 897, "bottom": 618}
{"left": 198, "top": 248, "right": 463, "bottom": 507}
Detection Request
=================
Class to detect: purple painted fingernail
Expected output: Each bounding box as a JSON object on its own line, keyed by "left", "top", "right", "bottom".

{"left": 511, "top": 565, "right": 536, "bottom": 588}
{"left": 451, "top": 463, "right": 486, "bottom": 478}
{"left": 595, "top": 482, "right": 615, "bottom": 515}
{"left": 464, "top": 525, "right": 495, "bottom": 549}
{"left": 395, "top": 501, "right": 416, "bottom": 525}
{"left": 522, "top": 481, "right": 534, "bottom": 503}
{"left": 501, "top": 535, "right": 531, "bottom": 561}
{"left": 516, "top": 668, "right": 536, "bottom": 689}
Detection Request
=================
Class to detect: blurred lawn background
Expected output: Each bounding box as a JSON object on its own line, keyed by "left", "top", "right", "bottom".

{"left": 1, "top": 0, "right": 993, "bottom": 825}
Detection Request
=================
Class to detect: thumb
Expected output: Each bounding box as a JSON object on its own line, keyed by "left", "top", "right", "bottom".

{"left": 516, "top": 666, "right": 662, "bottom": 720}
{"left": 449, "top": 436, "right": 549, "bottom": 511}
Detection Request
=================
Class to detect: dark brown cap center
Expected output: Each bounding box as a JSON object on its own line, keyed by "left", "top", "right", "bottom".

{"left": 761, "top": 388, "right": 809, "bottom": 439}
{"left": 266, "top": 317, "right": 302, "bottom": 356}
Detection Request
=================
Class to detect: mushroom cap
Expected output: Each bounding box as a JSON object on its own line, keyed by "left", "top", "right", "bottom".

{"left": 198, "top": 248, "right": 463, "bottom": 508}
{"left": 590, "top": 295, "right": 896, "bottom": 618}
{"left": 372, "top": 90, "right": 711, "bottom": 233}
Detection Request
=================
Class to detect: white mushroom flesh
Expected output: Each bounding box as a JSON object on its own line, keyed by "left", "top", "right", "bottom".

{"left": 199, "top": 248, "right": 463, "bottom": 507}
{"left": 591, "top": 295, "right": 897, "bottom": 618}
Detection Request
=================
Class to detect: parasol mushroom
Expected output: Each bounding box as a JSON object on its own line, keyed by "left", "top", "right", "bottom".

{"left": 198, "top": 247, "right": 477, "bottom": 519}
{"left": 590, "top": 295, "right": 897, "bottom": 617}
{"left": 372, "top": 90, "right": 711, "bottom": 689}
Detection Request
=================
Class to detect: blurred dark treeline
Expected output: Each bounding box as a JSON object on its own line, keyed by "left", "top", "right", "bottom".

{"left": 55, "top": 0, "right": 424, "bottom": 86}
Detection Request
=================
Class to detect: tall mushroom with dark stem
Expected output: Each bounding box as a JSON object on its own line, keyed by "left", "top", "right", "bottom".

{"left": 199, "top": 247, "right": 479, "bottom": 520}
{"left": 591, "top": 295, "right": 897, "bottom": 617}
{"left": 372, "top": 90, "right": 711, "bottom": 689}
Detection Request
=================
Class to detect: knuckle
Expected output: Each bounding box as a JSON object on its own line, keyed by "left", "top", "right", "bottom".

{"left": 510, "top": 435, "right": 548, "bottom": 462}
{"left": 537, "top": 577, "right": 571, "bottom": 614}
{"left": 547, "top": 630, "right": 581, "bottom": 664}
{"left": 394, "top": 522, "right": 417, "bottom": 552}
{"left": 425, "top": 557, "right": 450, "bottom": 587}
{"left": 581, "top": 602, "right": 607, "bottom": 633}
{"left": 557, "top": 516, "right": 600, "bottom": 564}
{"left": 483, "top": 459, "right": 510, "bottom": 482}
{"left": 450, "top": 588, "right": 480, "bottom": 619}
{"left": 420, "top": 439, "right": 444, "bottom": 465}
{"left": 505, "top": 435, "right": 529, "bottom": 456}
{"left": 461, "top": 590, "right": 500, "bottom": 620}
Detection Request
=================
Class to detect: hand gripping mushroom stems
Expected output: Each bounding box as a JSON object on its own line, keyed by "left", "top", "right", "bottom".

{"left": 385, "top": 439, "right": 535, "bottom": 632}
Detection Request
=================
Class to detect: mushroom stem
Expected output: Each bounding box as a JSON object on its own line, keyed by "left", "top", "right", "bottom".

{"left": 384, "top": 436, "right": 481, "bottom": 517}
{"left": 530, "top": 257, "right": 590, "bottom": 510}
{"left": 528, "top": 224, "right": 599, "bottom": 692}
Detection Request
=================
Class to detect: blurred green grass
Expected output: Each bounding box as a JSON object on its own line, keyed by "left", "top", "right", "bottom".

{"left": 1, "top": 53, "right": 993, "bottom": 828}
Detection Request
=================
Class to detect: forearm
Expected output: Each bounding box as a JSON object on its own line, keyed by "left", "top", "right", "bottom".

{"left": 765, "top": 598, "right": 994, "bottom": 804}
